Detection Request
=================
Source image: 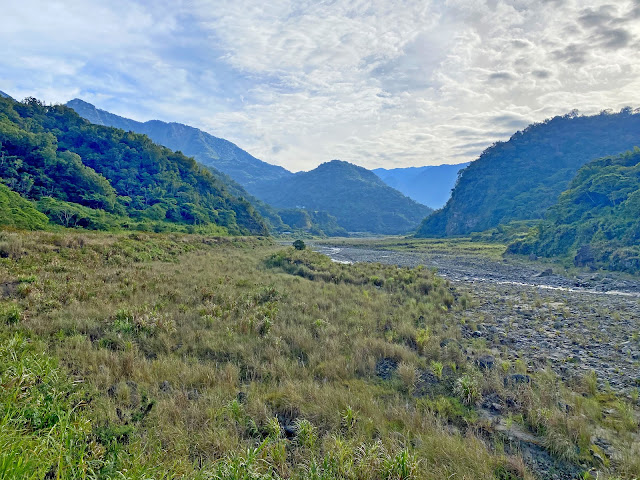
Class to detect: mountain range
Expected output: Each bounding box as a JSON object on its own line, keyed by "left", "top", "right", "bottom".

{"left": 417, "top": 108, "right": 640, "bottom": 237}
{"left": 0, "top": 96, "right": 267, "bottom": 235}
{"left": 373, "top": 163, "right": 469, "bottom": 209}
{"left": 66, "top": 99, "right": 292, "bottom": 192}
{"left": 68, "top": 99, "right": 435, "bottom": 235}
{"left": 251, "top": 160, "right": 433, "bottom": 234}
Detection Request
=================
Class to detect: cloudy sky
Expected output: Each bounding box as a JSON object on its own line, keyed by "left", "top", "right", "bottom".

{"left": 2, "top": 0, "right": 640, "bottom": 171}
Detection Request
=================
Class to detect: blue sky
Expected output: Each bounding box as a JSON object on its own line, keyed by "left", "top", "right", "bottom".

{"left": 2, "top": 0, "right": 640, "bottom": 171}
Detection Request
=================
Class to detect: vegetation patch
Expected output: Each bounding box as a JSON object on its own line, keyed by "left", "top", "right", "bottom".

{"left": 0, "top": 230, "right": 638, "bottom": 478}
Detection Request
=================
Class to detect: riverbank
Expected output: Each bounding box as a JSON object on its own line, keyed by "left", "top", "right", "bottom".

{"left": 311, "top": 242, "right": 640, "bottom": 395}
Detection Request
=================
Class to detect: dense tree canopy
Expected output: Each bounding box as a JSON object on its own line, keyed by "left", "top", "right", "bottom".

{"left": 417, "top": 109, "right": 640, "bottom": 237}
{"left": 509, "top": 148, "right": 640, "bottom": 273}
{"left": 0, "top": 96, "right": 267, "bottom": 234}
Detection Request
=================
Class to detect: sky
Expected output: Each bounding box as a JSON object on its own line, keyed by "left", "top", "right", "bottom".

{"left": 2, "top": 0, "right": 640, "bottom": 172}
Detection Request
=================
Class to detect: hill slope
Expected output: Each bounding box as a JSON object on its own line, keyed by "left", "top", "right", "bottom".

{"left": 417, "top": 109, "right": 640, "bottom": 237}
{"left": 66, "top": 99, "right": 348, "bottom": 235}
{"left": 0, "top": 183, "right": 49, "bottom": 230}
{"left": 508, "top": 148, "right": 640, "bottom": 273}
{"left": 373, "top": 163, "right": 469, "bottom": 209}
{"left": 251, "top": 160, "right": 433, "bottom": 234}
{"left": 66, "top": 99, "right": 292, "bottom": 191}
{"left": 0, "top": 96, "right": 267, "bottom": 234}
{"left": 0, "top": 90, "right": 12, "bottom": 99}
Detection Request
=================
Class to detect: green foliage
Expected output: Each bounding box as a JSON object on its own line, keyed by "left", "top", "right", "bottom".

{"left": 0, "top": 183, "right": 49, "bottom": 230}
{"left": 418, "top": 108, "right": 640, "bottom": 236}
{"left": 278, "top": 208, "right": 348, "bottom": 237}
{"left": 293, "top": 239, "right": 306, "bottom": 250}
{"left": 0, "top": 302, "right": 22, "bottom": 324}
{"left": 509, "top": 148, "right": 640, "bottom": 273}
{"left": 0, "top": 96, "right": 267, "bottom": 234}
{"left": 0, "top": 333, "right": 103, "bottom": 478}
{"left": 455, "top": 373, "right": 481, "bottom": 405}
{"left": 265, "top": 247, "right": 455, "bottom": 307}
{"left": 252, "top": 160, "right": 433, "bottom": 234}
{"left": 67, "top": 98, "right": 292, "bottom": 192}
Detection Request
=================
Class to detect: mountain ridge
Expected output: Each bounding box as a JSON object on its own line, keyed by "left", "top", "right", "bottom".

{"left": 373, "top": 163, "right": 469, "bottom": 209}
{"left": 66, "top": 99, "right": 293, "bottom": 191}
{"left": 417, "top": 109, "right": 640, "bottom": 237}
{"left": 0, "top": 96, "right": 267, "bottom": 234}
{"left": 251, "top": 159, "right": 433, "bottom": 234}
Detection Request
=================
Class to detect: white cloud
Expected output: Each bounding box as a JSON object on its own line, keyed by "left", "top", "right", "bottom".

{"left": 1, "top": 0, "right": 640, "bottom": 171}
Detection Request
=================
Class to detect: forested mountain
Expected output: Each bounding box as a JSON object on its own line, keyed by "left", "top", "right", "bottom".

{"left": 0, "top": 96, "right": 267, "bottom": 234}
{"left": 66, "top": 98, "right": 347, "bottom": 235}
{"left": 417, "top": 109, "right": 640, "bottom": 237}
{"left": 0, "top": 90, "right": 12, "bottom": 99}
{"left": 373, "top": 163, "right": 469, "bottom": 209}
{"left": 66, "top": 99, "right": 293, "bottom": 191}
{"left": 508, "top": 148, "right": 640, "bottom": 273}
{"left": 251, "top": 160, "right": 433, "bottom": 234}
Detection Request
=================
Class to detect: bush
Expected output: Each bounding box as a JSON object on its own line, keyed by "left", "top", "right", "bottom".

{"left": 0, "top": 302, "right": 22, "bottom": 325}
{"left": 293, "top": 239, "right": 306, "bottom": 250}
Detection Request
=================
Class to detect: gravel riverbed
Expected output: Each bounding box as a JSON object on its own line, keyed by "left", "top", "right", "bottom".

{"left": 311, "top": 244, "right": 640, "bottom": 395}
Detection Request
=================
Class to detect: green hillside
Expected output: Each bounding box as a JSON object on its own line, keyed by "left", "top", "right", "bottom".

{"left": 66, "top": 98, "right": 292, "bottom": 191}
{"left": 0, "top": 96, "right": 267, "bottom": 235}
{"left": 417, "top": 109, "right": 640, "bottom": 237}
{"left": 0, "top": 183, "right": 49, "bottom": 230}
{"left": 252, "top": 160, "right": 433, "bottom": 234}
{"left": 66, "top": 98, "right": 346, "bottom": 236}
{"left": 508, "top": 148, "right": 640, "bottom": 273}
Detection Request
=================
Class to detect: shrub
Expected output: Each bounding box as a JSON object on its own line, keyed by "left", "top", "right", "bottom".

{"left": 0, "top": 302, "right": 22, "bottom": 325}
{"left": 293, "top": 239, "right": 306, "bottom": 250}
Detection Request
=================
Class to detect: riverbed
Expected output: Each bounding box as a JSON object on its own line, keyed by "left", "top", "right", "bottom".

{"left": 311, "top": 243, "right": 640, "bottom": 394}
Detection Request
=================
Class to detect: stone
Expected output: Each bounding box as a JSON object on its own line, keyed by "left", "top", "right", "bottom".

{"left": 476, "top": 355, "right": 495, "bottom": 370}
{"left": 504, "top": 374, "right": 531, "bottom": 387}
{"left": 535, "top": 268, "right": 553, "bottom": 277}
{"left": 187, "top": 388, "right": 200, "bottom": 401}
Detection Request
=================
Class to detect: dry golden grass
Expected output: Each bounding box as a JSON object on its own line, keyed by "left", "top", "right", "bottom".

{"left": 0, "top": 230, "right": 637, "bottom": 479}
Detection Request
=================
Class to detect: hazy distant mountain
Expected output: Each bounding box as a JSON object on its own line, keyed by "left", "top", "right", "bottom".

{"left": 66, "top": 99, "right": 293, "bottom": 191}
{"left": 373, "top": 163, "right": 469, "bottom": 209}
{"left": 417, "top": 108, "right": 640, "bottom": 237}
{"left": 252, "top": 160, "right": 433, "bottom": 234}
{"left": 0, "top": 90, "right": 12, "bottom": 99}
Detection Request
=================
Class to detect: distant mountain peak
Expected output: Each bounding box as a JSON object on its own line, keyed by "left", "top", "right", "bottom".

{"left": 373, "top": 163, "right": 469, "bottom": 209}
{"left": 66, "top": 98, "right": 292, "bottom": 190}
{"left": 0, "top": 90, "right": 13, "bottom": 100}
{"left": 251, "top": 159, "right": 433, "bottom": 234}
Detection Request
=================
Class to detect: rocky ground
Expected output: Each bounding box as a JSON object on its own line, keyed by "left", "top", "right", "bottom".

{"left": 311, "top": 244, "right": 640, "bottom": 395}
{"left": 306, "top": 243, "right": 640, "bottom": 479}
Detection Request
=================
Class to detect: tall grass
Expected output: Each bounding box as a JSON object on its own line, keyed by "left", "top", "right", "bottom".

{"left": 0, "top": 231, "right": 637, "bottom": 479}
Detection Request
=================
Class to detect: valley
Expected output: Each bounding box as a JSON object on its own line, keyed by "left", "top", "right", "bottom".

{"left": 4, "top": 2, "right": 640, "bottom": 478}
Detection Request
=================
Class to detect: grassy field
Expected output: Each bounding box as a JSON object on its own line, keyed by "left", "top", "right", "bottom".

{"left": 0, "top": 230, "right": 638, "bottom": 479}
